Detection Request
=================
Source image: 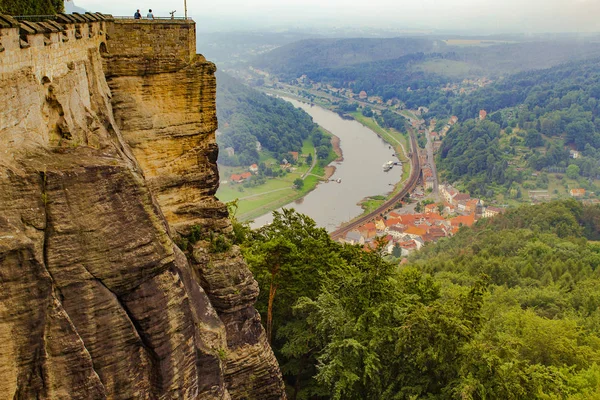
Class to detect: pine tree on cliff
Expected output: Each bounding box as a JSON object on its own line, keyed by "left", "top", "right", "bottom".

{"left": 0, "top": 0, "right": 64, "bottom": 15}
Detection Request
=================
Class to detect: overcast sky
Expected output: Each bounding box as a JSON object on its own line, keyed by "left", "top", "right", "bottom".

{"left": 71, "top": 0, "right": 600, "bottom": 33}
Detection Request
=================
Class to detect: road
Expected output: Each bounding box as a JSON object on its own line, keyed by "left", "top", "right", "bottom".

{"left": 301, "top": 151, "right": 317, "bottom": 179}
{"left": 425, "top": 126, "right": 440, "bottom": 198}
{"left": 330, "top": 132, "right": 421, "bottom": 241}
{"left": 236, "top": 186, "right": 292, "bottom": 200}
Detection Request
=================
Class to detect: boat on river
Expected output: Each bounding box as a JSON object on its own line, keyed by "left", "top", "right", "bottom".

{"left": 383, "top": 161, "right": 394, "bottom": 171}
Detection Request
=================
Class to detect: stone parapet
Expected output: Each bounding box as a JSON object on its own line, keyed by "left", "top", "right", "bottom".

{"left": 104, "top": 19, "right": 196, "bottom": 76}
{"left": 0, "top": 13, "right": 111, "bottom": 82}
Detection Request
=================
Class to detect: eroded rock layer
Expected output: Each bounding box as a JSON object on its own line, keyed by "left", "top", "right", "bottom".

{"left": 0, "top": 14, "right": 284, "bottom": 400}
{"left": 104, "top": 19, "right": 285, "bottom": 400}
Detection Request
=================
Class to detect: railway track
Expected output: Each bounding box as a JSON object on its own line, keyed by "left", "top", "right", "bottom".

{"left": 330, "top": 132, "right": 421, "bottom": 241}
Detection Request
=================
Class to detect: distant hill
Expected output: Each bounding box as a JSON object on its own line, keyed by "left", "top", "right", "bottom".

{"left": 196, "top": 31, "right": 320, "bottom": 68}
{"left": 252, "top": 36, "right": 600, "bottom": 81}
{"left": 251, "top": 37, "right": 446, "bottom": 79}
{"left": 64, "top": 0, "right": 86, "bottom": 13}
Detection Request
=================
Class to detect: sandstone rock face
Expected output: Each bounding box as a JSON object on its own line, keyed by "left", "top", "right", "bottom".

{"left": 105, "top": 19, "right": 286, "bottom": 400}
{"left": 0, "top": 15, "right": 285, "bottom": 400}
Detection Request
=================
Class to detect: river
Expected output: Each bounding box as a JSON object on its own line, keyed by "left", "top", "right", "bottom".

{"left": 251, "top": 98, "right": 401, "bottom": 232}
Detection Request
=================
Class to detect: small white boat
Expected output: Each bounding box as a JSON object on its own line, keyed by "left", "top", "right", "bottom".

{"left": 383, "top": 161, "right": 394, "bottom": 171}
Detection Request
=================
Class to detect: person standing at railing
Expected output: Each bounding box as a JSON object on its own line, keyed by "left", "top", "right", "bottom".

{"left": 147, "top": 9, "right": 154, "bottom": 19}
{"left": 134, "top": 9, "right": 142, "bottom": 19}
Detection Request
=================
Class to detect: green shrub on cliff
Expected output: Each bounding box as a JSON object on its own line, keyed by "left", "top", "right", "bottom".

{"left": 0, "top": 0, "right": 64, "bottom": 15}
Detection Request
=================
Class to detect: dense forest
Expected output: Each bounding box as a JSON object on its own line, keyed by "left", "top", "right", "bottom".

{"left": 216, "top": 71, "right": 317, "bottom": 166}
{"left": 0, "top": 0, "right": 63, "bottom": 15}
{"left": 437, "top": 58, "right": 600, "bottom": 197}
{"left": 308, "top": 52, "right": 458, "bottom": 109}
{"left": 431, "top": 57, "right": 600, "bottom": 123}
{"left": 233, "top": 200, "right": 600, "bottom": 399}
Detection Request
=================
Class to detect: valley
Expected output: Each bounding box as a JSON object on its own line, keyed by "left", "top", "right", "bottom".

{"left": 4, "top": 2, "right": 600, "bottom": 399}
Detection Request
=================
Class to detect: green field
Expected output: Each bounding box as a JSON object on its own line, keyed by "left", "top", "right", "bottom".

{"left": 358, "top": 195, "right": 386, "bottom": 214}
{"left": 216, "top": 129, "right": 336, "bottom": 222}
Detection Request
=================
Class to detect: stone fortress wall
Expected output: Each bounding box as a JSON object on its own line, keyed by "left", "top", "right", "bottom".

{"left": 0, "top": 13, "right": 110, "bottom": 81}
{"left": 105, "top": 18, "right": 196, "bottom": 73}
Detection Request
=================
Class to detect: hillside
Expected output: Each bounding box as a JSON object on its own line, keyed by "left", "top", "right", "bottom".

{"left": 0, "top": 0, "right": 63, "bottom": 14}
{"left": 197, "top": 31, "right": 319, "bottom": 67}
{"left": 251, "top": 37, "right": 445, "bottom": 78}
{"left": 216, "top": 70, "right": 317, "bottom": 166}
{"left": 252, "top": 37, "right": 600, "bottom": 80}
{"left": 436, "top": 58, "right": 600, "bottom": 202}
{"left": 238, "top": 201, "right": 600, "bottom": 399}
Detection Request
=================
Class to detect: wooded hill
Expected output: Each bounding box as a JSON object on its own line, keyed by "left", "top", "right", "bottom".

{"left": 251, "top": 37, "right": 444, "bottom": 79}
{"left": 237, "top": 200, "right": 600, "bottom": 399}
{"left": 436, "top": 58, "right": 600, "bottom": 198}
{"left": 251, "top": 38, "right": 600, "bottom": 109}
{"left": 216, "top": 71, "right": 317, "bottom": 166}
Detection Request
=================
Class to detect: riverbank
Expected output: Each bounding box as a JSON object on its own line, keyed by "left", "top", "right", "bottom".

{"left": 217, "top": 125, "right": 342, "bottom": 222}
{"left": 251, "top": 98, "right": 400, "bottom": 231}
{"left": 345, "top": 112, "right": 415, "bottom": 222}
{"left": 323, "top": 134, "right": 343, "bottom": 179}
{"left": 257, "top": 87, "right": 416, "bottom": 228}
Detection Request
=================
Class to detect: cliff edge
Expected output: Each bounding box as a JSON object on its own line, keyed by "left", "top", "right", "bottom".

{"left": 0, "top": 13, "right": 285, "bottom": 399}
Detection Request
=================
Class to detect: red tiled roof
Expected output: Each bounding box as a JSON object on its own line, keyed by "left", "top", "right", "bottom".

{"left": 570, "top": 189, "right": 585, "bottom": 196}
{"left": 424, "top": 212, "right": 444, "bottom": 221}
{"left": 450, "top": 214, "right": 475, "bottom": 227}
{"left": 362, "top": 222, "right": 376, "bottom": 231}
{"left": 428, "top": 226, "right": 446, "bottom": 238}
{"left": 399, "top": 241, "right": 417, "bottom": 249}
{"left": 453, "top": 193, "right": 471, "bottom": 202}
{"left": 404, "top": 226, "right": 427, "bottom": 236}
{"left": 385, "top": 217, "right": 403, "bottom": 227}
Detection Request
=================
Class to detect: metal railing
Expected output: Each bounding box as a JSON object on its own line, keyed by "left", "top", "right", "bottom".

{"left": 113, "top": 16, "right": 191, "bottom": 20}
{"left": 13, "top": 15, "right": 190, "bottom": 22}
{"left": 13, "top": 15, "right": 58, "bottom": 22}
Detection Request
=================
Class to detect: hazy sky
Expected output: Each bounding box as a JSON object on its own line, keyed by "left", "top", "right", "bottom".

{"left": 72, "top": 0, "right": 600, "bottom": 33}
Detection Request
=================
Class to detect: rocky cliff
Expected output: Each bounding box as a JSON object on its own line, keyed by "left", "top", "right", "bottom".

{"left": 0, "top": 13, "right": 285, "bottom": 399}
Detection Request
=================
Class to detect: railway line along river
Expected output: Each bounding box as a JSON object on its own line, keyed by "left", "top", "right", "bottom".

{"left": 251, "top": 98, "right": 403, "bottom": 231}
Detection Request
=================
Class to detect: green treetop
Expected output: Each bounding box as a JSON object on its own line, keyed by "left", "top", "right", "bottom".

{"left": 0, "top": 0, "right": 64, "bottom": 15}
